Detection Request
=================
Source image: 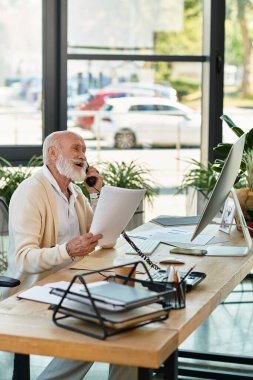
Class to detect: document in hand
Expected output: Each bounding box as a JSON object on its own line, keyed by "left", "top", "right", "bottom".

{"left": 89, "top": 185, "right": 146, "bottom": 246}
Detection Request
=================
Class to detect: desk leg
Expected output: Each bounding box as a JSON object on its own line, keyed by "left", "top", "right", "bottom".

{"left": 12, "top": 353, "right": 30, "bottom": 380}
{"left": 163, "top": 350, "right": 178, "bottom": 380}
{"left": 138, "top": 350, "right": 178, "bottom": 380}
{"left": 138, "top": 368, "right": 151, "bottom": 380}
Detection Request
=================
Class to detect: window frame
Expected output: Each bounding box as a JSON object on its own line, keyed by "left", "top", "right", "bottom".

{"left": 0, "top": 0, "right": 225, "bottom": 165}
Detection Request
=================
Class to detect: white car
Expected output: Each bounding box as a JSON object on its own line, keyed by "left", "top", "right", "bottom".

{"left": 103, "top": 82, "right": 178, "bottom": 102}
{"left": 92, "top": 97, "right": 201, "bottom": 149}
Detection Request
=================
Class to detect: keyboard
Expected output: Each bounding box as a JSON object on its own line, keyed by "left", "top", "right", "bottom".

{"left": 144, "top": 270, "right": 206, "bottom": 291}
{"left": 123, "top": 239, "right": 160, "bottom": 255}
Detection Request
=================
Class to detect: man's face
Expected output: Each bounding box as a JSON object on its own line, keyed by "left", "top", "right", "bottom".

{"left": 55, "top": 134, "right": 88, "bottom": 182}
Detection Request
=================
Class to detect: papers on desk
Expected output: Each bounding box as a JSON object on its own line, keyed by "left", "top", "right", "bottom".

{"left": 90, "top": 185, "right": 145, "bottom": 246}
{"left": 18, "top": 281, "right": 78, "bottom": 305}
{"left": 130, "top": 227, "right": 213, "bottom": 246}
{"left": 19, "top": 280, "right": 170, "bottom": 336}
{"left": 18, "top": 280, "right": 166, "bottom": 311}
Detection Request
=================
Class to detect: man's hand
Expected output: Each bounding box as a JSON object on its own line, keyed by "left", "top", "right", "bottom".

{"left": 85, "top": 165, "right": 103, "bottom": 193}
{"left": 66, "top": 232, "right": 103, "bottom": 258}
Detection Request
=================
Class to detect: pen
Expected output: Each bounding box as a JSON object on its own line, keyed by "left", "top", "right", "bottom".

{"left": 181, "top": 265, "right": 196, "bottom": 282}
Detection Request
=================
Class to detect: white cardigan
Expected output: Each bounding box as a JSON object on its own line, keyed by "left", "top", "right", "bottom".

{"left": 2, "top": 169, "right": 93, "bottom": 298}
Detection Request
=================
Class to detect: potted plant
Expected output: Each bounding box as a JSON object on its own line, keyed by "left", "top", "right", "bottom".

{"left": 212, "top": 115, "right": 253, "bottom": 230}
{"left": 176, "top": 159, "right": 218, "bottom": 215}
{"left": 99, "top": 160, "right": 158, "bottom": 230}
{"left": 177, "top": 114, "right": 253, "bottom": 225}
{"left": 0, "top": 156, "right": 43, "bottom": 205}
{"left": 0, "top": 155, "right": 43, "bottom": 274}
{"left": 0, "top": 156, "right": 157, "bottom": 232}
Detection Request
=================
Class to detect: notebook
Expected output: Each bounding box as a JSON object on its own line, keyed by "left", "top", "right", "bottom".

{"left": 152, "top": 215, "right": 200, "bottom": 226}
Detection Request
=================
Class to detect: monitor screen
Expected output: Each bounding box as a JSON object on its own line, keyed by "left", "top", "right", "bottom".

{"left": 191, "top": 133, "right": 246, "bottom": 241}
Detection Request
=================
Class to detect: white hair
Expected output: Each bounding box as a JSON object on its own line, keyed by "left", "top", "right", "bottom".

{"left": 42, "top": 132, "right": 61, "bottom": 165}
{"left": 42, "top": 131, "right": 83, "bottom": 165}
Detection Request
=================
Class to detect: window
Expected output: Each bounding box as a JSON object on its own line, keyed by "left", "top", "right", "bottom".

{"left": 0, "top": 0, "right": 42, "bottom": 146}
{"left": 66, "top": 0, "right": 223, "bottom": 218}
{"left": 129, "top": 105, "right": 158, "bottom": 112}
{"left": 223, "top": 0, "right": 253, "bottom": 143}
{"left": 0, "top": 0, "right": 226, "bottom": 219}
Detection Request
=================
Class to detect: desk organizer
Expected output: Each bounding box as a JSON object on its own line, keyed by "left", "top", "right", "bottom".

{"left": 51, "top": 261, "right": 174, "bottom": 340}
{"left": 140, "top": 277, "right": 186, "bottom": 309}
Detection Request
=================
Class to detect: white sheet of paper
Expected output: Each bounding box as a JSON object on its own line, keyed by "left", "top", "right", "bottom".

{"left": 130, "top": 228, "right": 213, "bottom": 246}
{"left": 18, "top": 285, "right": 62, "bottom": 304}
{"left": 90, "top": 185, "right": 146, "bottom": 246}
{"left": 17, "top": 281, "right": 102, "bottom": 304}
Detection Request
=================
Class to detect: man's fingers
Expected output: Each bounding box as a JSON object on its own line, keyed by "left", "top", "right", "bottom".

{"left": 90, "top": 233, "right": 103, "bottom": 242}
{"left": 84, "top": 233, "right": 103, "bottom": 243}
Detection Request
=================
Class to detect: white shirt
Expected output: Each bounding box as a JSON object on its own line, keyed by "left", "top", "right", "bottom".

{"left": 42, "top": 165, "right": 80, "bottom": 244}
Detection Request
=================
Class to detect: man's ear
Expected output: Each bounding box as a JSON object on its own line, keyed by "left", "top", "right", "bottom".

{"left": 48, "top": 146, "right": 58, "bottom": 163}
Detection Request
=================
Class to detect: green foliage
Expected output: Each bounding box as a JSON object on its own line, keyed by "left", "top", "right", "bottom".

{"left": 154, "top": 0, "right": 202, "bottom": 84}
{"left": 176, "top": 159, "right": 217, "bottom": 199}
{"left": 225, "top": 0, "right": 244, "bottom": 66}
{"left": 0, "top": 156, "right": 43, "bottom": 205}
{"left": 212, "top": 114, "right": 253, "bottom": 190}
{"left": 154, "top": 62, "right": 172, "bottom": 86}
{"left": 169, "top": 78, "right": 200, "bottom": 100}
{"left": 75, "top": 181, "right": 90, "bottom": 199}
{"left": 177, "top": 113, "right": 253, "bottom": 199}
{"left": 0, "top": 157, "right": 157, "bottom": 208}
{"left": 154, "top": 0, "right": 202, "bottom": 55}
{"left": 100, "top": 161, "right": 158, "bottom": 205}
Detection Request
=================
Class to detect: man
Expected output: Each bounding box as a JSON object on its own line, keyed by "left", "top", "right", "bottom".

{"left": 4, "top": 131, "right": 137, "bottom": 380}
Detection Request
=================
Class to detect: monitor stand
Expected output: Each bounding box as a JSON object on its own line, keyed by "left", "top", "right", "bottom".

{"left": 206, "top": 188, "right": 252, "bottom": 256}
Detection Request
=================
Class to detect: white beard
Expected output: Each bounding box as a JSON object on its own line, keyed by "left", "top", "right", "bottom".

{"left": 56, "top": 153, "right": 87, "bottom": 182}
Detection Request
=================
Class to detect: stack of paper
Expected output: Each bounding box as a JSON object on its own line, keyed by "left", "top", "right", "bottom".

{"left": 52, "top": 280, "right": 172, "bottom": 335}
{"left": 19, "top": 279, "right": 172, "bottom": 336}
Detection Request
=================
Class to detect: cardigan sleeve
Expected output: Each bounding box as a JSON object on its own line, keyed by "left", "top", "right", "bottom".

{"left": 8, "top": 177, "right": 93, "bottom": 274}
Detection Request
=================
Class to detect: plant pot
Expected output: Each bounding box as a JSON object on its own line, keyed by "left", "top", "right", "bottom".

{"left": 125, "top": 200, "right": 145, "bottom": 231}
{"left": 234, "top": 188, "right": 253, "bottom": 236}
{"left": 186, "top": 188, "right": 209, "bottom": 216}
{"left": 235, "top": 218, "right": 253, "bottom": 237}
{"left": 245, "top": 221, "right": 253, "bottom": 237}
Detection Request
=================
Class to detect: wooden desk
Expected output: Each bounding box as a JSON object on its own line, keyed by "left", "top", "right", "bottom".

{"left": 0, "top": 222, "right": 252, "bottom": 380}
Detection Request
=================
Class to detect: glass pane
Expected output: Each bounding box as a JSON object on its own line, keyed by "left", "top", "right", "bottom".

{"left": 68, "top": 0, "right": 203, "bottom": 55}
{"left": 67, "top": 60, "right": 202, "bottom": 218}
{"left": 223, "top": 0, "right": 253, "bottom": 143}
{"left": 0, "top": 0, "right": 42, "bottom": 146}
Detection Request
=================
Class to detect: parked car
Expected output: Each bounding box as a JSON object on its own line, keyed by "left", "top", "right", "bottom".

{"left": 73, "top": 89, "right": 132, "bottom": 129}
{"left": 73, "top": 82, "right": 177, "bottom": 130}
{"left": 104, "top": 82, "right": 178, "bottom": 102}
{"left": 92, "top": 97, "right": 201, "bottom": 149}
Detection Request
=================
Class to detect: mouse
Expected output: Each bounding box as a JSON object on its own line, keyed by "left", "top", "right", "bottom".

{"left": 159, "top": 257, "right": 185, "bottom": 265}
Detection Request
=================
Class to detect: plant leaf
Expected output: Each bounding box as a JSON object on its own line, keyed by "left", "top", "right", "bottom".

{"left": 213, "top": 143, "right": 232, "bottom": 156}
{"left": 220, "top": 114, "right": 244, "bottom": 137}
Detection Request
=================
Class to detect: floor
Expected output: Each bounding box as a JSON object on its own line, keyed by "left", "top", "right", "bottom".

{"left": 0, "top": 279, "right": 253, "bottom": 380}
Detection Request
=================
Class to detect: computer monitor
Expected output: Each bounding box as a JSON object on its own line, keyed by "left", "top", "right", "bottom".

{"left": 191, "top": 133, "right": 252, "bottom": 256}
